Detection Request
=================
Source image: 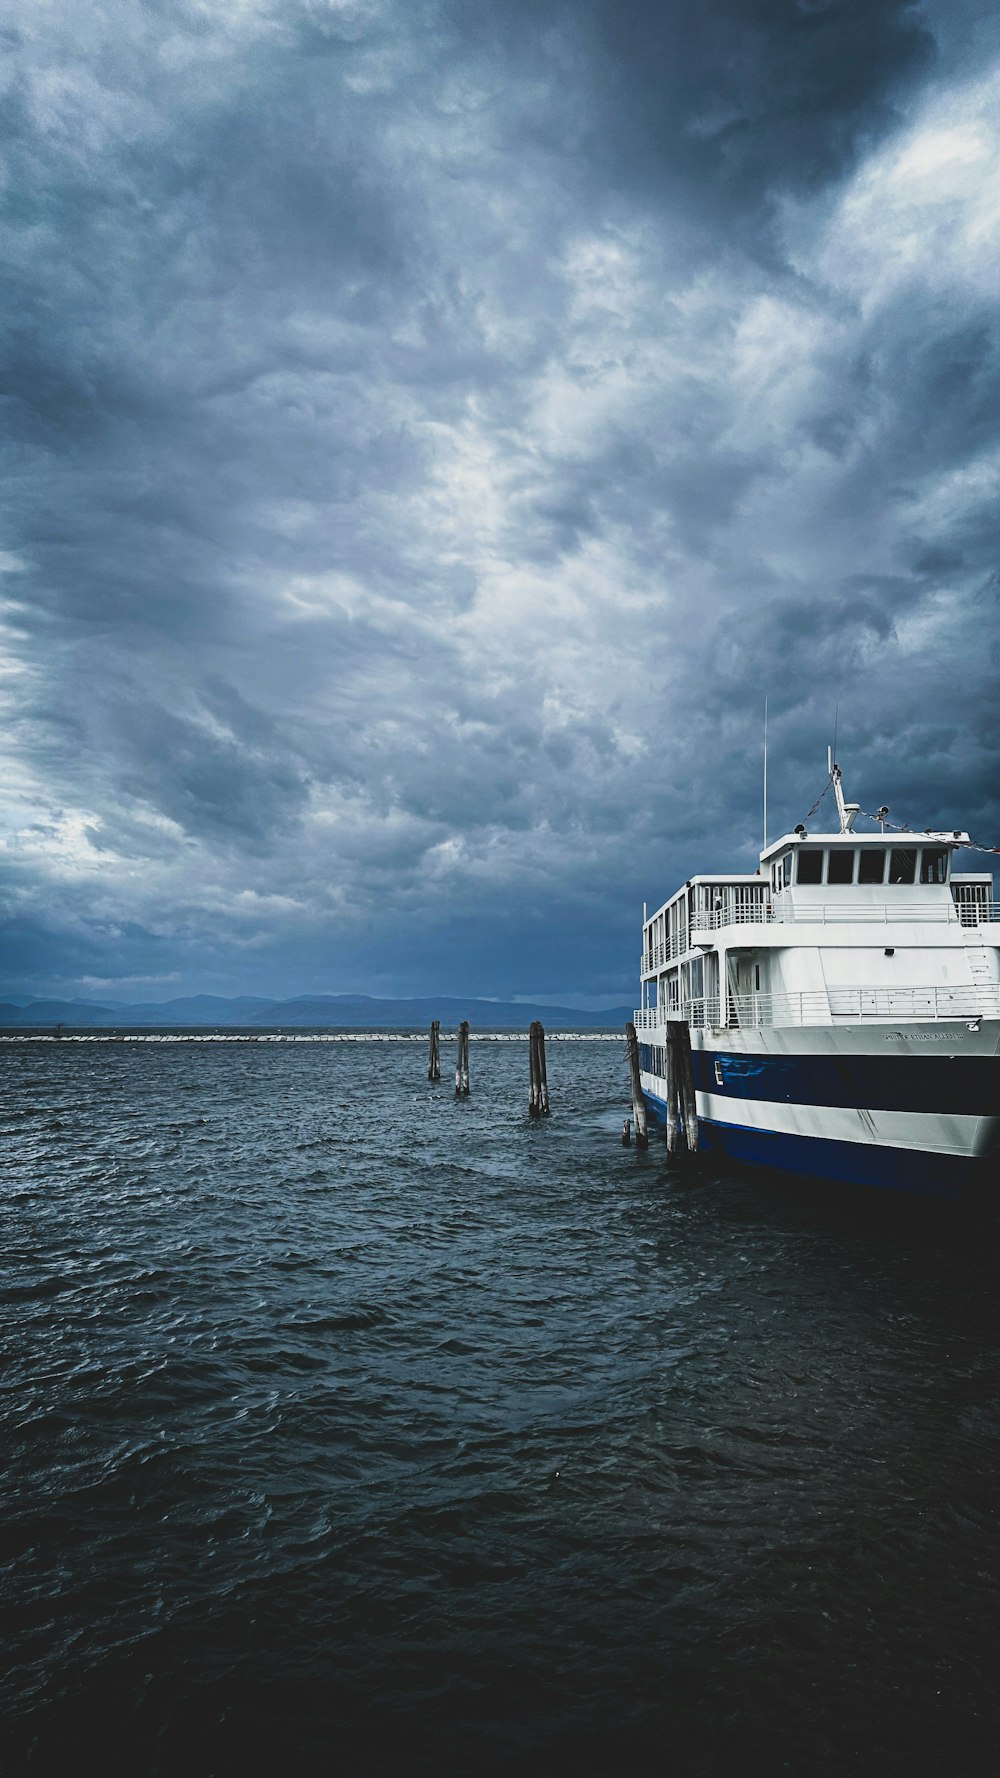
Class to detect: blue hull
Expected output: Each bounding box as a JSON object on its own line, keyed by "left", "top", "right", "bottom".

{"left": 641, "top": 1089, "right": 979, "bottom": 1200}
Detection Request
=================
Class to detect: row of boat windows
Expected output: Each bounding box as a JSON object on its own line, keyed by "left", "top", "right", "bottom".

{"left": 773, "top": 846, "right": 949, "bottom": 889}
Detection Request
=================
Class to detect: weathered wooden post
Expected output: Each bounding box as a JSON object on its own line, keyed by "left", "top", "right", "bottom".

{"left": 455, "top": 1020, "right": 470, "bottom": 1096}
{"left": 666, "top": 1019, "right": 699, "bottom": 1155}
{"left": 664, "top": 1025, "right": 680, "bottom": 1154}
{"left": 529, "top": 1020, "right": 550, "bottom": 1116}
{"left": 536, "top": 1021, "right": 550, "bottom": 1115}
{"left": 625, "top": 1021, "right": 649, "bottom": 1147}
{"left": 678, "top": 1027, "right": 698, "bottom": 1155}
{"left": 427, "top": 1020, "right": 441, "bottom": 1082}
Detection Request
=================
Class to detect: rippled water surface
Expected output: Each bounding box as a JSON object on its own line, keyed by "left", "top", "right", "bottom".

{"left": 3, "top": 1037, "right": 999, "bottom": 1776}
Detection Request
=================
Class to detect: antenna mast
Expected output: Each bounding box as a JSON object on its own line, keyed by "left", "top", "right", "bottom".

{"left": 763, "top": 697, "right": 768, "bottom": 851}
{"left": 828, "top": 747, "right": 859, "bottom": 833}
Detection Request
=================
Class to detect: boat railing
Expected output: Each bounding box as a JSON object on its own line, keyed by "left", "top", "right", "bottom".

{"left": 690, "top": 901, "right": 1000, "bottom": 931}
{"left": 633, "top": 1007, "right": 663, "bottom": 1031}
{"left": 688, "top": 902, "right": 770, "bottom": 932}
{"left": 728, "top": 984, "right": 1000, "bottom": 1028}
{"left": 635, "top": 984, "right": 1000, "bottom": 1032}
{"left": 634, "top": 1001, "right": 721, "bottom": 1031}
{"left": 770, "top": 900, "right": 1000, "bottom": 927}
{"left": 643, "top": 932, "right": 689, "bottom": 970}
{"left": 955, "top": 899, "right": 1000, "bottom": 926}
{"left": 642, "top": 902, "right": 1000, "bottom": 963}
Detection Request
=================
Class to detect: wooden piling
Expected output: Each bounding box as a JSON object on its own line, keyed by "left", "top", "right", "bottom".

{"left": 664, "top": 1025, "right": 679, "bottom": 1154}
{"left": 427, "top": 1019, "right": 441, "bottom": 1082}
{"left": 624, "top": 1021, "right": 649, "bottom": 1147}
{"left": 537, "top": 1022, "right": 549, "bottom": 1115}
{"left": 666, "top": 1018, "right": 699, "bottom": 1155}
{"left": 528, "top": 1020, "right": 550, "bottom": 1116}
{"left": 455, "top": 1020, "right": 470, "bottom": 1096}
{"left": 678, "top": 1031, "right": 699, "bottom": 1154}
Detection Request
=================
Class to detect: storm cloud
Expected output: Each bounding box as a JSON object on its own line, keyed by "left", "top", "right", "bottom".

{"left": 1, "top": 0, "right": 997, "bottom": 1002}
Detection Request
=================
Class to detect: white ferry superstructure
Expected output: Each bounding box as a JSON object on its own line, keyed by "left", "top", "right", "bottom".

{"left": 636, "top": 765, "right": 999, "bottom": 1197}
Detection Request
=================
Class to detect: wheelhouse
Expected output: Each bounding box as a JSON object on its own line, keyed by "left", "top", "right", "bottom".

{"left": 763, "top": 833, "right": 964, "bottom": 893}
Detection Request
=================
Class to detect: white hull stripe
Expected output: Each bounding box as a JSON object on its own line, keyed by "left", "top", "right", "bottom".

{"left": 692, "top": 1091, "right": 979, "bottom": 1156}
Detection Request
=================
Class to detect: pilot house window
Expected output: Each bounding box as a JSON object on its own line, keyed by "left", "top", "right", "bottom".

{"left": 920, "top": 848, "right": 948, "bottom": 883}
{"left": 796, "top": 850, "right": 823, "bottom": 885}
{"left": 858, "top": 849, "right": 886, "bottom": 884}
{"left": 827, "top": 849, "right": 855, "bottom": 885}
{"left": 889, "top": 847, "right": 917, "bottom": 884}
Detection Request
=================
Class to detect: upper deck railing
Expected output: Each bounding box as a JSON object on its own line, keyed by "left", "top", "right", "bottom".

{"left": 642, "top": 897, "right": 999, "bottom": 969}
{"left": 634, "top": 983, "right": 1000, "bottom": 1032}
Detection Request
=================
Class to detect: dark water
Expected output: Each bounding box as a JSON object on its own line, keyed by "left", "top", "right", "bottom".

{"left": 3, "top": 1038, "right": 999, "bottom": 1777}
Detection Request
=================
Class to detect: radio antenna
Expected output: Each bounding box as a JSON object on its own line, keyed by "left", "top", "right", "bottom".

{"left": 763, "top": 696, "right": 768, "bottom": 852}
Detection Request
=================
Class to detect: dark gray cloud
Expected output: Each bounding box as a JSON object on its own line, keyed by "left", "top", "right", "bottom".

{"left": 1, "top": 0, "right": 997, "bottom": 1001}
{"left": 492, "top": 0, "right": 937, "bottom": 227}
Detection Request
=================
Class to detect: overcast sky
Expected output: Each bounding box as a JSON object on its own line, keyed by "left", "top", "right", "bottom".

{"left": 1, "top": 0, "right": 997, "bottom": 1005}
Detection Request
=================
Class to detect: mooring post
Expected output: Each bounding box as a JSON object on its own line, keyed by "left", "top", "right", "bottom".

{"left": 664, "top": 1024, "right": 680, "bottom": 1154}
{"left": 428, "top": 1019, "right": 441, "bottom": 1082}
{"left": 625, "top": 1021, "right": 649, "bottom": 1147}
{"left": 455, "top": 1020, "right": 470, "bottom": 1096}
{"left": 667, "top": 1018, "right": 699, "bottom": 1154}
{"left": 529, "top": 1020, "right": 550, "bottom": 1116}
{"left": 677, "top": 1024, "right": 699, "bottom": 1154}
{"left": 538, "top": 1021, "right": 550, "bottom": 1115}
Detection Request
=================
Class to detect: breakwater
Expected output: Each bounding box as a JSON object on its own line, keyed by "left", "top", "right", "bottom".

{"left": 0, "top": 1029, "right": 619, "bottom": 1043}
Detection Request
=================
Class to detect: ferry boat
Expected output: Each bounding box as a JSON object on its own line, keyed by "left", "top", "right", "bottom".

{"left": 635, "top": 762, "right": 999, "bottom": 1197}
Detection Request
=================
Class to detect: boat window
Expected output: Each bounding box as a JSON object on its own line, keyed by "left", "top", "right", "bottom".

{"left": 858, "top": 849, "right": 886, "bottom": 884}
{"left": 796, "top": 849, "right": 823, "bottom": 885}
{"left": 782, "top": 855, "right": 791, "bottom": 887}
{"left": 889, "top": 847, "right": 917, "bottom": 884}
{"left": 827, "top": 849, "right": 855, "bottom": 885}
{"left": 920, "top": 847, "right": 948, "bottom": 883}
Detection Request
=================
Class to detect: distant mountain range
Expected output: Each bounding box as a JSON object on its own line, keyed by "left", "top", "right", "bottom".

{"left": 0, "top": 993, "right": 634, "bottom": 1030}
